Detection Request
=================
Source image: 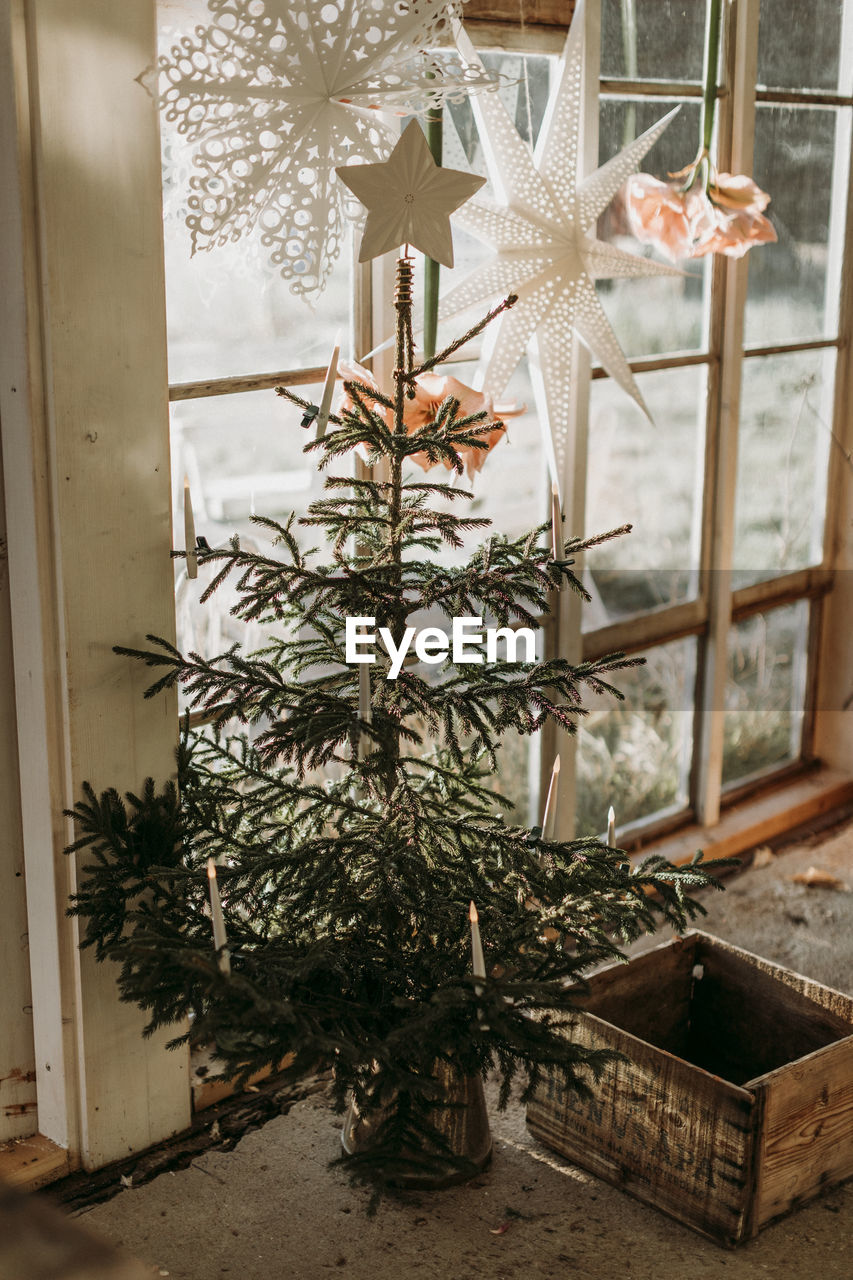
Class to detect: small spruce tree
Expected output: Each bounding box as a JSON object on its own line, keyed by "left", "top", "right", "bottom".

{"left": 66, "top": 257, "right": 721, "bottom": 1187}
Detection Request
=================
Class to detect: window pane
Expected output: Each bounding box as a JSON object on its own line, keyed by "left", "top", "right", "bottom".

{"left": 601, "top": 0, "right": 705, "bottom": 82}
{"left": 158, "top": 0, "right": 353, "bottom": 384}
{"left": 722, "top": 601, "right": 809, "bottom": 787}
{"left": 757, "top": 0, "right": 853, "bottom": 95}
{"left": 162, "top": 219, "right": 354, "bottom": 386}
{"left": 172, "top": 385, "right": 330, "bottom": 652}
{"left": 733, "top": 349, "right": 834, "bottom": 589}
{"left": 745, "top": 106, "right": 850, "bottom": 346}
{"left": 576, "top": 638, "right": 696, "bottom": 837}
{"left": 584, "top": 365, "right": 706, "bottom": 626}
{"left": 598, "top": 100, "right": 709, "bottom": 354}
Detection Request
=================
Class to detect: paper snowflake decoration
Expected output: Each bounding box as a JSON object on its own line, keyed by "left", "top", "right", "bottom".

{"left": 156, "top": 0, "right": 500, "bottom": 298}
{"left": 440, "top": 4, "right": 681, "bottom": 480}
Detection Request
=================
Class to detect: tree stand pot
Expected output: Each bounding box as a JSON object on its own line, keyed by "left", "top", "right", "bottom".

{"left": 341, "top": 1061, "right": 492, "bottom": 1189}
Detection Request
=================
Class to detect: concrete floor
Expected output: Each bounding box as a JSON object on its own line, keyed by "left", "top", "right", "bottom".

{"left": 74, "top": 816, "right": 853, "bottom": 1279}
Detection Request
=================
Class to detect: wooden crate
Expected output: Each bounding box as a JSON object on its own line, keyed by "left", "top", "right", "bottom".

{"left": 526, "top": 931, "right": 853, "bottom": 1246}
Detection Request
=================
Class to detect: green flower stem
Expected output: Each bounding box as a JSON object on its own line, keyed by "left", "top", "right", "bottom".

{"left": 701, "top": 0, "right": 723, "bottom": 156}
{"left": 423, "top": 105, "right": 443, "bottom": 362}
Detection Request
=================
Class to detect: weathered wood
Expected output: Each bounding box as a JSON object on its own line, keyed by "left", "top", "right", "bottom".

{"left": 0, "top": 1181, "right": 149, "bottom": 1280}
{"left": 527, "top": 1010, "right": 756, "bottom": 1247}
{"left": 753, "top": 1036, "right": 853, "bottom": 1231}
{"left": 527, "top": 932, "right": 853, "bottom": 1245}
{"left": 0, "top": 0, "right": 192, "bottom": 1166}
{"left": 640, "top": 766, "right": 853, "bottom": 867}
{"left": 0, "top": 1136, "right": 70, "bottom": 1192}
{"left": 0, "top": 442, "right": 36, "bottom": 1143}
{"left": 169, "top": 364, "right": 326, "bottom": 401}
{"left": 577, "top": 935, "right": 696, "bottom": 1057}
{"left": 465, "top": 0, "right": 576, "bottom": 28}
{"left": 687, "top": 936, "right": 853, "bottom": 1085}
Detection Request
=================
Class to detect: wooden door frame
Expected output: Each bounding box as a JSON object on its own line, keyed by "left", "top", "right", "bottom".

{"left": 0, "top": 0, "right": 190, "bottom": 1170}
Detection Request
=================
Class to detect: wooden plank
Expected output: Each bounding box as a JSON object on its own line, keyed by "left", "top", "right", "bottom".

{"left": 0, "top": 1180, "right": 149, "bottom": 1280}
{"left": 527, "top": 1011, "right": 756, "bottom": 1246}
{"left": 641, "top": 766, "right": 853, "bottom": 866}
{"left": 465, "top": 0, "right": 576, "bottom": 28}
{"left": 169, "top": 364, "right": 326, "bottom": 401}
{"left": 812, "top": 13, "right": 853, "bottom": 772}
{"left": 0, "top": 0, "right": 80, "bottom": 1152}
{"left": 0, "top": 434, "right": 36, "bottom": 1143}
{"left": 694, "top": 0, "right": 761, "bottom": 828}
{"left": 688, "top": 936, "right": 853, "bottom": 1086}
{"left": 698, "top": 934, "right": 853, "bottom": 1032}
{"left": 191, "top": 1048, "right": 295, "bottom": 1112}
{"left": 753, "top": 1034, "right": 853, "bottom": 1230}
{"left": 4, "top": 0, "right": 193, "bottom": 1166}
{"left": 0, "top": 1135, "right": 70, "bottom": 1192}
{"left": 579, "top": 935, "right": 697, "bottom": 1057}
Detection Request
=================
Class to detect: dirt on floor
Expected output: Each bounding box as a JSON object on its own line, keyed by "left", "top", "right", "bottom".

{"left": 72, "top": 815, "right": 853, "bottom": 1279}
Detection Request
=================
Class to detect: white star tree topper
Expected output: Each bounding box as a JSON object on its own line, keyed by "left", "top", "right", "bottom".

{"left": 336, "top": 120, "right": 486, "bottom": 267}
{"left": 440, "top": 2, "right": 681, "bottom": 479}
{"left": 155, "top": 0, "right": 501, "bottom": 298}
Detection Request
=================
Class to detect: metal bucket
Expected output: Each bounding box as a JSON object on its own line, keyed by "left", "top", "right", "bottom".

{"left": 341, "top": 1061, "right": 492, "bottom": 1189}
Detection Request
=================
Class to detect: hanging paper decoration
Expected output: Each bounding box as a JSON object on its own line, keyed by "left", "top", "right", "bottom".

{"left": 336, "top": 120, "right": 485, "bottom": 267}
{"left": 154, "top": 0, "right": 500, "bottom": 298}
{"left": 438, "top": 2, "right": 681, "bottom": 477}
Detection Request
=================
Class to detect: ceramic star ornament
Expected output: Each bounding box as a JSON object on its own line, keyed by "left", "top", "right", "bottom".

{"left": 336, "top": 121, "right": 486, "bottom": 266}
{"left": 440, "top": 1, "right": 681, "bottom": 478}
{"left": 153, "top": 0, "right": 500, "bottom": 298}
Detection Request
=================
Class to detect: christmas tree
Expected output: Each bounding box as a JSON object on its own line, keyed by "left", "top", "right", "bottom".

{"left": 66, "top": 128, "right": 723, "bottom": 1191}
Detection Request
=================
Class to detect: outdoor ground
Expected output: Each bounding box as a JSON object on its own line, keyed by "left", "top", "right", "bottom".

{"left": 68, "top": 814, "right": 853, "bottom": 1279}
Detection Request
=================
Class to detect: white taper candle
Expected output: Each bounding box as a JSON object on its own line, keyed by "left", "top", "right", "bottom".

{"left": 207, "top": 858, "right": 231, "bottom": 975}
{"left": 316, "top": 330, "right": 341, "bottom": 439}
{"left": 357, "top": 637, "right": 372, "bottom": 761}
{"left": 469, "top": 900, "right": 486, "bottom": 984}
{"left": 184, "top": 476, "right": 198, "bottom": 580}
{"left": 550, "top": 482, "right": 562, "bottom": 560}
{"left": 541, "top": 754, "right": 561, "bottom": 841}
{"left": 607, "top": 805, "right": 616, "bottom": 848}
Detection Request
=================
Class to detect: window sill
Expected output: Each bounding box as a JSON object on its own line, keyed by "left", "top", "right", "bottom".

{"left": 637, "top": 765, "right": 853, "bottom": 869}
{"left": 0, "top": 1134, "right": 71, "bottom": 1192}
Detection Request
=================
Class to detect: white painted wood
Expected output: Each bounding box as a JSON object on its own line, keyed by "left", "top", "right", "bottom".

{"left": 0, "top": 0, "right": 78, "bottom": 1154}
{"left": 694, "top": 0, "right": 760, "bottom": 827}
{"left": 0, "top": 427, "right": 36, "bottom": 1143}
{"left": 0, "top": 0, "right": 190, "bottom": 1168}
{"left": 547, "top": 0, "right": 599, "bottom": 843}
{"left": 813, "top": 64, "right": 853, "bottom": 769}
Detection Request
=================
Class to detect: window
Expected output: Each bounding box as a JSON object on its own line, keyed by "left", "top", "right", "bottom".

{"left": 157, "top": 0, "right": 853, "bottom": 843}
{"left": 576, "top": 0, "right": 852, "bottom": 840}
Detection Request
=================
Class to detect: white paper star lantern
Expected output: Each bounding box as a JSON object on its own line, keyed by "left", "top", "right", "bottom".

{"left": 439, "top": 3, "right": 681, "bottom": 479}
{"left": 336, "top": 121, "right": 485, "bottom": 266}
{"left": 155, "top": 0, "right": 500, "bottom": 298}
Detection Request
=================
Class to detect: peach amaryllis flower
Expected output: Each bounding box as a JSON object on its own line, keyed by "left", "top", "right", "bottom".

{"left": 624, "top": 159, "right": 776, "bottom": 262}
{"left": 622, "top": 0, "right": 776, "bottom": 262}
{"left": 691, "top": 171, "right": 777, "bottom": 259}
{"left": 623, "top": 173, "right": 714, "bottom": 262}
{"left": 337, "top": 362, "right": 521, "bottom": 479}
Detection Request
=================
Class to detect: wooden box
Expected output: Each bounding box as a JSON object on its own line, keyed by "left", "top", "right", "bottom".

{"left": 526, "top": 931, "right": 853, "bottom": 1246}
